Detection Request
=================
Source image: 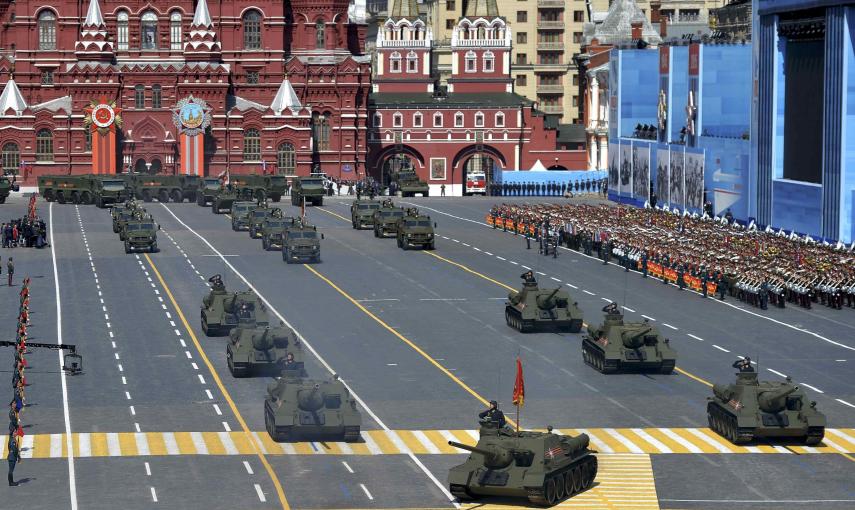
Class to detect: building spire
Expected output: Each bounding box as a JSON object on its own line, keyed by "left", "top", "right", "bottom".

{"left": 271, "top": 79, "right": 302, "bottom": 116}
{"left": 464, "top": 0, "right": 499, "bottom": 18}
{"left": 390, "top": 0, "right": 420, "bottom": 19}
{"left": 0, "top": 78, "right": 28, "bottom": 116}
{"left": 185, "top": 0, "right": 221, "bottom": 61}
{"left": 83, "top": 0, "right": 105, "bottom": 28}
{"left": 192, "top": 0, "right": 213, "bottom": 29}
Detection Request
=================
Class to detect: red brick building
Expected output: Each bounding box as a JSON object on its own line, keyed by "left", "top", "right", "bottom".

{"left": 0, "top": 0, "right": 371, "bottom": 182}
{"left": 368, "top": 0, "right": 586, "bottom": 196}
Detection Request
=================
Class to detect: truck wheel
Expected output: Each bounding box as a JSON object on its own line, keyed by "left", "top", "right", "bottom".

{"left": 270, "top": 193, "right": 281, "bottom": 203}
{"left": 0, "top": 196, "right": 5, "bottom": 204}
{"left": 197, "top": 193, "right": 205, "bottom": 206}
{"left": 316, "top": 197, "right": 323, "bottom": 206}
{"left": 142, "top": 190, "right": 153, "bottom": 202}
{"left": 81, "top": 191, "right": 92, "bottom": 205}
{"left": 57, "top": 191, "right": 66, "bottom": 204}
{"left": 171, "top": 189, "right": 183, "bottom": 203}
{"left": 186, "top": 191, "right": 197, "bottom": 203}
{"left": 255, "top": 190, "right": 266, "bottom": 202}
{"left": 124, "top": 241, "right": 131, "bottom": 254}
{"left": 95, "top": 197, "right": 103, "bottom": 208}
{"left": 158, "top": 190, "right": 170, "bottom": 203}
{"left": 44, "top": 190, "right": 55, "bottom": 202}
{"left": 151, "top": 242, "right": 158, "bottom": 253}
{"left": 71, "top": 191, "right": 81, "bottom": 204}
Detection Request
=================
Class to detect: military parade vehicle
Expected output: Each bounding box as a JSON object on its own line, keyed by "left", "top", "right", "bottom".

{"left": 260, "top": 213, "right": 296, "bottom": 251}
{"left": 39, "top": 175, "right": 131, "bottom": 205}
{"left": 201, "top": 276, "right": 270, "bottom": 336}
{"left": 248, "top": 205, "right": 279, "bottom": 239}
{"left": 264, "top": 374, "right": 362, "bottom": 442}
{"left": 211, "top": 186, "right": 240, "bottom": 214}
{"left": 283, "top": 220, "right": 323, "bottom": 263}
{"left": 395, "top": 208, "right": 436, "bottom": 250}
{"left": 350, "top": 199, "right": 382, "bottom": 229}
{"left": 121, "top": 216, "right": 160, "bottom": 254}
{"left": 448, "top": 419, "right": 597, "bottom": 506}
{"left": 196, "top": 178, "right": 223, "bottom": 206}
{"left": 228, "top": 174, "right": 288, "bottom": 202}
{"left": 111, "top": 201, "right": 138, "bottom": 232}
{"left": 93, "top": 177, "right": 130, "bottom": 208}
{"left": 0, "top": 176, "right": 11, "bottom": 204}
{"left": 581, "top": 304, "right": 676, "bottom": 373}
{"left": 395, "top": 169, "right": 429, "bottom": 197}
{"left": 230, "top": 201, "right": 257, "bottom": 231}
{"left": 373, "top": 201, "right": 405, "bottom": 237}
{"left": 130, "top": 174, "right": 198, "bottom": 203}
{"left": 226, "top": 322, "right": 305, "bottom": 378}
{"left": 291, "top": 176, "right": 325, "bottom": 206}
{"left": 708, "top": 370, "right": 825, "bottom": 445}
{"left": 505, "top": 276, "right": 583, "bottom": 333}
{"left": 114, "top": 203, "right": 146, "bottom": 237}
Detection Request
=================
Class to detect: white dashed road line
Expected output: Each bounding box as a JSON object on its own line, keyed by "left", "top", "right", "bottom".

{"left": 835, "top": 399, "right": 855, "bottom": 409}
{"left": 800, "top": 383, "right": 824, "bottom": 394}
{"left": 622, "top": 306, "right": 635, "bottom": 312}
{"left": 254, "top": 484, "right": 266, "bottom": 502}
{"left": 712, "top": 344, "right": 730, "bottom": 353}
{"left": 688, "top": 334, "right": 704, "bottom": 341}
{"left": 582, "top": 290, "right": 595, "bottom": 296}
{"left": 767, "top": 368, "right": 787, "bottom": 378}
{"left": 359, "top": 484, "right": 374, "bottom": 501}
{"left": 662, "top": 323, "right": 678, "bottom": 330}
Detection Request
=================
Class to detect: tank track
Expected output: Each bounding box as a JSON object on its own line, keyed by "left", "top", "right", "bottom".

{"left": 526, "top": 455, "right": 598, "bottom": 506}
{"left": 449, "top": 484, "right": 474, "bottom": 501}
{"left": 582, "top": 340, "right": 618, "bottom": 374}
{"left": 505, "top": 307, "right": 534, "bottom": 333}
{"left": 265, "top": 404, "right": 291, "bottom": 442}
{"left": 805, "top": 426, "right": 824, "bottom": 446}
{"left": 343, "top": 426, "right": 361, "bottom": 443}
{"left": 708, "top": 402, "right": 754, "bottom": 444}
{"left": 659, "top": 359, "right": 676, "bottom": 374}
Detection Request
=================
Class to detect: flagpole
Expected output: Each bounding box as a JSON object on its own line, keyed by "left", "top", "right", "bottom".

{"left": 516, "top": 403, "right": 520, "bottom": 433}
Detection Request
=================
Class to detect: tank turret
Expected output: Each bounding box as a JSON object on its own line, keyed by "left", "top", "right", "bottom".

{"left": 227, "top": 323, "right": 300, "bottom": 378}
{"left": 536, "top": 288, "right": 561, "bottom": 310}
{"left": 448, "top": 441, "right": 515, "bottom": 470}
{"left": 708, "top": 370, "right": 825, "bottom": 445}
{"left": 620, "top": 324, "right": 653, "bottom": 349}
{"left": 251, "top": 328, "right": 273, "bottom": 351}
{"left": 264, "top": 376, "right": 362, "bottom": 443}
{"left": 758, "top": 385, "right": 799, "bottom": 414}
{"left": 447, "top": 428, "right": 597, "bottom": 506}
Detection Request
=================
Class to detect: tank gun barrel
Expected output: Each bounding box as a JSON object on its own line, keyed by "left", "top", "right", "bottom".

{"left": 448, "top": 441, "right": 493, "bottom": 457}
{"left": 759, "top": 385, "right": 798, "bottom": 413}
{"left": 621, "top": 325, "right": 653, "bottom": 348}
{"left": 537, "top": 288, "right": 561, "bottom": 309}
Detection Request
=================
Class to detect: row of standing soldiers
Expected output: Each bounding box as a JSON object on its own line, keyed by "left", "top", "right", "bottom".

{"left": 489, "top": 178, "right": 608, "bottom": 197}
{"left": 7, "top": 278, "right": 31, "bottom": 486}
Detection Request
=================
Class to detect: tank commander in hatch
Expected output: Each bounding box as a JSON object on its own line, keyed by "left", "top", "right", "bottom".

{"left": 521, "top": 270, "right": 537, "bottom": 284}
{"left": 208, "top": 274, "right": 225, "bottom": 292}
{"left": 479, "top": 400, "right": 507, "bottom": 429}
{"left": 237, "top": 303, "right": 252, "bottom": 320}
{"left": 602, "top": 302, "right": 620, "bottom": 315}
{"left": 732, "top": 357, "right": 754, "bottom": 373}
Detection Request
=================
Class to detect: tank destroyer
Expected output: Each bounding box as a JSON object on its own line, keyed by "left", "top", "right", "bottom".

{"left": 226, "top": 322, "right": 305, "bottom": 378}
{"left": 448, "top": 419, "right": 597, "bottom": 506}
{"left": 264, "top": 375, "right": 361, "bottom": 442}
{"left": 708, "top": 367, "right": 825, "bottom": 445}
{"left": 505, "top": 272, "right": 583, "bottom": 333}
{"left": 201, "top": 275, "right": 269, "bottom": 336}
{"left": 582, "top": 303, "right": 676, "bottom": 374}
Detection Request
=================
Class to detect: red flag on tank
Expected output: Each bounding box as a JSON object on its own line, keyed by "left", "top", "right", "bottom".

{"left": 512, "top": 357, "right": 525, "bottom": 407}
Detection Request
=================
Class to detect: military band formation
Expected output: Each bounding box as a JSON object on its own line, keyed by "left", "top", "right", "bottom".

{"left": 488, "top": 202, "right": 855, "bottom": 313}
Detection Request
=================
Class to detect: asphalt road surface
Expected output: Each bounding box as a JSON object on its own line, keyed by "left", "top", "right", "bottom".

{"left": 4, "top": 193, "right": 854, "bottom": 510}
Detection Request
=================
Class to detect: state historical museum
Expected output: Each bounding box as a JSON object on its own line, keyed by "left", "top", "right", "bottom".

{"left": 0, "top": 0, "right": 371, "bottom": 181}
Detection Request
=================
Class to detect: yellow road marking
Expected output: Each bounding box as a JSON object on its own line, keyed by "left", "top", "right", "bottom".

{"left": 12, "top": 428, "right": 855, "bottom": 457}
{"left": 144, "top": 253, "right": 291, "bottom": 510}
{"left": 316, "top": 206, "right": 352, "bottom": 223}
{"left": 302, "top": 263, "right": 518, "bottom": 429}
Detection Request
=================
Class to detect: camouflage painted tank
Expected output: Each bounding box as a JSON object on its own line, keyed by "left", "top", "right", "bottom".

{"left": 708, "top": 370, "right": 825, "bottom": 445}
{"left": 582, "top": 305, "right": 676, "bottom": 374}
{"left": 264, "top": 375, "right": 362, "bottom": 442}
{"left": 226, "top": 322, "right": 305, "bottom": 378}
{"left": 448, "top": 420, "right": 597, "bottom": 506}
{"left": 505, "top": 278, "right": 583, "bottom": 333}
{"left": 201, "top": 276, "right": 270, "bottom": 336}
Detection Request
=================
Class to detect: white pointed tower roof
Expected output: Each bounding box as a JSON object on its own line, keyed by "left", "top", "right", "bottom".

{"left": 83, "top": 0, "right": 105, "bottom": 27}
{"left": 0, "top": 78, "right": 28, "bottom": 116}
{"left": 271, "top": 79, "right": 302, "bottom": 115}
{"left": 192, "top": 0, "right": 213, "bottom": 28}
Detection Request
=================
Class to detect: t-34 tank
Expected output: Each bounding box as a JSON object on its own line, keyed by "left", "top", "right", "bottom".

{"left": 200, "top": 275, "right": 269, "bottom": 336}
{"left": 505, "top": 277, "right": 583, "bottom": 333}
{"left": 448, "top": 422, "right": 597, "bottom": 506}
{"left": 264, "top": 375, "right": 361, "bottom": 442}
{"left": 582, "top": 304, "right": 676, "bottom": 374}
{"left": 708, "top": 370, "right": 825, "bottom": 445}
{"left": 226, "top": 322, "right": 305, "bottom": 377}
